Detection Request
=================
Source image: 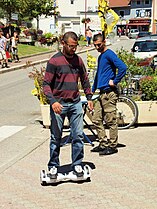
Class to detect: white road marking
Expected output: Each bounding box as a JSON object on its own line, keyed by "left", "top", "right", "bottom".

{"left": 0, "top": 126, "right": 26, "bottom": 142}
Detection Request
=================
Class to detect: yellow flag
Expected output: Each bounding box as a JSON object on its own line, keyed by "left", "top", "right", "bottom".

{"left": 98, "top": 0, "right": 108, "bottom": 8}
{"left": 98, "top": 0, "right": 119, "bottom": 36}
{"left": 105, "top": 9, "right": 119, "bottom": 34}
{"left": 98, "top": 0, "right": 109, "bottom": 18}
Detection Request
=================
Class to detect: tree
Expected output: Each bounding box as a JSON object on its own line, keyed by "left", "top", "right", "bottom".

{"left": 19, "top": 0, "right": 56, "bottom": 30}
{"left": 0, "top": 0, "right": 21, "bottom": 22}
{"left": 0, "top": 0, "right": 57, "bottom": 30}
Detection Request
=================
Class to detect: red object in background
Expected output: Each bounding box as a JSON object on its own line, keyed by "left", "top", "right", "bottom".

{"left": 6, "top": 51, "right": 11, "bottom": 59}
{"left": 138, "top": 56, "right": 157, "bottom": 70}
{"left": 138, "top": 57, "right": 152, "bottom": 67}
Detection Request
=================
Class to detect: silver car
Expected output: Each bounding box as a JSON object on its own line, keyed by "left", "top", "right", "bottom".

{"left": 128, "top": 29, "right": 139, "bottom": 39}
{"left": 131, "top": 36, "right": 157, "bottom": 59}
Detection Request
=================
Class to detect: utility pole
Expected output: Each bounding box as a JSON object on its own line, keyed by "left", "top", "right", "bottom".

{"left": 85, "top": 0, "right": 87, "bottom": 36}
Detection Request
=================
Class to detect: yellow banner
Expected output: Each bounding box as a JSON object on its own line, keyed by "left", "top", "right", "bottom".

{"left": 98, "top": 0, "right": 119, "bottom": 37}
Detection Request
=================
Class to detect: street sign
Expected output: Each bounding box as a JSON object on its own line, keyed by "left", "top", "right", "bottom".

{"left": 11, "top": 13, "right": 18, "bottom": 21}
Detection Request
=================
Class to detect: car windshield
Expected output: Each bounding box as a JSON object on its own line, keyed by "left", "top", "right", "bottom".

{"left": 130, "top": 29, "right": 138, "bottom": 33}
{"left": 132, "top": 40, "right": 157, "bottom": 52}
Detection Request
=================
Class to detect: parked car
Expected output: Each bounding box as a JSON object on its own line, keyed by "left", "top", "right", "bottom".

{"left": 152, "top": 55, "right": 157, "bottom": 70}
{"left": 128, "top": 29, "right": 139, "bottom": 39}
{"left": 131, "top": 36, "right": 157, "bottom": 59}
{"left": 150, "top": 34, "right": 157, "bottom": 37}
{"left": 136, "top": 31, "right": 151, "bottom": 39}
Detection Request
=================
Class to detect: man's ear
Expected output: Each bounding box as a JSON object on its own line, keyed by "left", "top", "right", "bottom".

{"left": 61, "top": 40, "right": 64, "bottom": 46}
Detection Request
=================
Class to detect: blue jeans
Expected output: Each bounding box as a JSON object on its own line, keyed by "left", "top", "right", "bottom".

{"left": 48, "top": 100, "right": 84, "bottom": 170}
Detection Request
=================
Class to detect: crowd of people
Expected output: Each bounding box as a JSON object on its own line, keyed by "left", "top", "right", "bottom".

{"left": 0, "top": 28, "right": 20, "bottom": 68}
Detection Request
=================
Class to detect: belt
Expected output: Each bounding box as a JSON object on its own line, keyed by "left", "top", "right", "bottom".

{"left": 100, "top": 89, "right": 113, "bottom": 94}
{"left": 63, "top": 98, "right": 74, "bottom": 103}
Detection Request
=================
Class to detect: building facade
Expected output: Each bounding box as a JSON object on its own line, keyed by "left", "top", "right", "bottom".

{"left": 32, "top": 0, "right": 157, "bottom": 35}
{"left": 109, "top": 0, "right": 157, "bottom": 34}
{"left": 57, "top": 0, "right": 99, "bottom": 35}
{"left": 128, "top": 0, "right": 152, "bottom": 32}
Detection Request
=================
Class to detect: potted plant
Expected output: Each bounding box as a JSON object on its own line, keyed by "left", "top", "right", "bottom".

{"left": 28, "top": 66, "right": 51, "bottom": 128}
{"left": 117, "top": 48, "right": 157, "bottom": 124}
{"left": 135, "top": 75, "right": 157, "bottom": 123}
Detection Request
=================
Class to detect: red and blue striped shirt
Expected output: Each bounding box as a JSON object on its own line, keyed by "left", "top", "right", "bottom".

{"left": 43, "top": 51, "right": 92, "bottom": 105}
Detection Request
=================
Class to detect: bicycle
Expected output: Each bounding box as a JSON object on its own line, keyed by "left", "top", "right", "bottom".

{"left": 115, "top": 71, "right": 144, "bottom": 129}
{"left": 116, "top": 95, "right": 138, "bottom": 130}
{"left": 86, "top": 66, "right": 139, "bottom": 130}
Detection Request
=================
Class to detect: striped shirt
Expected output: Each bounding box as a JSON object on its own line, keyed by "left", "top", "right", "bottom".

{"left": 0, "top": 36, "right": 6, "bottom": 51}
{"left": 43, "top": 51, "right": 92, "bottom": 105}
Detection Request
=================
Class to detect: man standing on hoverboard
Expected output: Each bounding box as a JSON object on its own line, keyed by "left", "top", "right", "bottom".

{"left": 43, "top": 31, "right": 93, "bottom": 177}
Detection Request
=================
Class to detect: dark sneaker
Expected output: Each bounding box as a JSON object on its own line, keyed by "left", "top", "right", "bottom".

{"left": 91, "top": 145, "right": 105, "bottom": 152}
{"left": 73, "top": 165, "right": 84, "bottom": 177}
{"left": 99, "top": 147, "right": 118, "bottom": 156}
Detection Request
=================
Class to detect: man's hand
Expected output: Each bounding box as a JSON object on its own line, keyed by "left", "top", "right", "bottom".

{"left": 52, "top": 102, "right": 63, "bottom": 114}
{"left": 109, "top": 79, "right": 115, "bottom": 87}
{"left": 88, "top": 100, "right": 94, "bottom": 112}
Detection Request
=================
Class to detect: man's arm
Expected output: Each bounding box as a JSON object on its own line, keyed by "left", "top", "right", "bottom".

{"left": 109, "top": 51, "right": 127, "bottom": 85}
{"left": 79, "top": 59, "right": 93, "bottom": 111}
{"left": 79, "top": 61, "right": 93, "bottom": 100}
{"left": 43, "top": 62, "right": 57, "bottom": 105}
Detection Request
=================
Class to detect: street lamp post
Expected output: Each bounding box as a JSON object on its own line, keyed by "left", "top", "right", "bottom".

{"left": 85, "top": 0, "right": 87, "bottom": 36}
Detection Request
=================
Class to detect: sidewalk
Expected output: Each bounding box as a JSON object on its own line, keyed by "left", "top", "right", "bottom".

{"left": 0, "top": 124, "right": 157, "bottom": 209}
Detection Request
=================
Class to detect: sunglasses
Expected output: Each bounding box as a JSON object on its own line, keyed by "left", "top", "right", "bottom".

{"left": 94, "top": 43, "right": 103, "bottom": 48}
{"left": 65, "top": 41, "right": 79, "bottom": 49}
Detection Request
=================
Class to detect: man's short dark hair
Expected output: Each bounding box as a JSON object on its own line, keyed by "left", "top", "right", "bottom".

{"left": 93, "top": 33, "right": 104, "bottom": 42}
{"left": 62, "top": 31, "right": 78, "bottom": 42}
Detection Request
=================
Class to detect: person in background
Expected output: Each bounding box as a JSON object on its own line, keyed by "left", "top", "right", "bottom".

{"left": 11, "top": 31, "right": 20, "bottom": 62}
{"left": 0, "top": 28, "right": 9, "bottom": 68}
{"left": 118, "top": 27, "right": 122, "bottom": 37}
{"left": 5, "top": 33, "right": 12, "bottom": 62}
{"left": 86, "top": 27, "right": 92, "bottom": 47}
{"left": 91, "top": 33, "right": 127, "bottom": 155}
{"left": 43, "top": 31, "right": 93, "bottom": 177}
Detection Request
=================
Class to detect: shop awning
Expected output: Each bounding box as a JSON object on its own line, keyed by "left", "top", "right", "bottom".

{"left": 127, "top": 23, "right": 150, "bottom": 26}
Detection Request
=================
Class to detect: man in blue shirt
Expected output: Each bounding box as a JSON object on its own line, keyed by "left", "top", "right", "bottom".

{"left": 91, "top": 34, "right": 127, "bottom": 155}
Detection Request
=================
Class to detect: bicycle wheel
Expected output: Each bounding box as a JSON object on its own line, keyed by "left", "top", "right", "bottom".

{"left": 117, "top": 96, "right": 138, "bottom": 130}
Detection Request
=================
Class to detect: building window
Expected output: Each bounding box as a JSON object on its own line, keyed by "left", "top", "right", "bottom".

{"left": 71, "top": 0, "right": 74, "bottom": 4}
{"left": 137, "top": 1, "right": 141, "bottom": 5}
{"left": 145, "top": 0, "right": 150, "bottom": 5}
{"left": 120, "top": 10, "right": 125, "bottom": 17}
{"left": 88, "top": 6, "right": 93, "bottom": 11}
